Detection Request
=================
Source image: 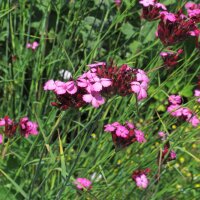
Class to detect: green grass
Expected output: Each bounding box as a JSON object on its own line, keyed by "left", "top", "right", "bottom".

{"left": 0, "top": 0, "right": 200, "bottom": 199}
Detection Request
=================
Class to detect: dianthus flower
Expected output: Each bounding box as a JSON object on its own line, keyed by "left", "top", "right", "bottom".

{"left": 132, "top": 168, "right": 150, "bottom": 189}
{"left": 157, "top": 10, "right": 199, "bottom": 46}
{"left": 160, "top": 49, "right": 183, "bottom": 68}
{"left": 19, "top": 117, "right": 39, "bottom": 138}
{"left": 158, "top": 143, "right": 176, "bottom": 164}
{"left": 114, "top": 0, "right": 121, "bottom": 7}
{"left": 104, "top": 121, "right": 146, "bottom": 149}
{"left": 26, "top": 41, "right": 39, "bottom": 50}
{"left": 44, "top": 62, "right": 149, "bottom": 109}
{"left": 185, "top": 2, "right": 200, "bottom": 23}
{"left": 74, "top": 178, "right": 92, "bottom": 190}
{"left": 167, "top": 95, "right": 200, "bottom": 127}
{"left": 139, "top": 0, "right": 167, "bottom": 21}
{"left": 158, "top": 131, "right": 166, "bottom": 140}
{"left": 0, "top": 116, "right": 18, "bottom": 137}
{"left": 194, "top": 89, "right": 200, "bottom": 103}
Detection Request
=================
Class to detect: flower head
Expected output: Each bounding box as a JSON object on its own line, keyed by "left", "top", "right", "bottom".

{"left": 26, "top": 41, "right": 39, "bottom": 50}
{"left": 0, "top": 134, "right": 3, "bottom": 144}
{"left": 74, "top": 178, "right": 92, "bottom": 190}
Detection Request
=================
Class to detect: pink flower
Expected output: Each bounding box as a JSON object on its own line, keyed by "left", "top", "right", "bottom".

{"left": 26, "top": 41, "right": 39, "bottom": 50}
{"left": 168, "top": 95, "right": 182, "bottom": 105}
{"left": 155, "top": 3, "right": 167, "bottom": 10}
{"left": 194, "top": 89, "right": 200, "bottom": 103}
{"left": 170, "top": 150, "right": 176, "bottom": 160}
{"left": 126, "top": 121, "right": 135, "bottom": 129}
{"left": 160, "top": 11, "right": 176, "bottom": 22}
{"left": 139, "top": 0, "right": 155, "bottom": 7}
{"left": 54, "top": 81, "right": 68, "bottom": 94}
{"left": 87, "top": 62, "right": 106, "bottom": 68}
{"left": 92, "top": 77, "right": 112, "bottom": 92}
{"left": 65, "top": 81, "right": 77, "bottom": 94}
{"left": 115, "top": 125, "right": 129, "bottom": 138}
{"left": 135, "top": 129, "right": 146, "bottom": 143}
{"left": 104, "top": 122, "right": 120, "bottom": 132}
{"left": 158, "top": 131, "right": 166, "bottom": 140}
{"left": 131, "top": 81, "right": 147, "bottom": 100}
{"left": 19, "top": 117, "right": 38, "bottom": 137}
{"left": 188, "top": 116, "right": 200, "bottom": 127}
{"left": 74, "top": 178, "right": 92, "bottom": 190}
{"left": 114, "top": 0, "right": 121, "bottom": 7}
{"left": 0, "top": 117, "right": 12, "bottom": 126}
{"left": 0, "top": 134, "right": 3, "bottom": 144}
{"left": 44, "top": 80, "right": 56, "bottom": 91}
{"left": 185, "top": 2, "right": 197, "bottom": 10}
{"left": 167, "top": 104, "right": 183, "bottom": 117}
{"left": 83, "top": 92, "right": 105, "bottom": 108}
{"left": 135, "top": 174, "right": 149, "bottom": 189}
{"left": 136, "top": 69, "right": 149, "bottom": 84}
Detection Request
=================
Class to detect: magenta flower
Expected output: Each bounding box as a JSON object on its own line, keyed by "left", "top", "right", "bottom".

{"left": 104, "top": 121, "right": 146, "bottom": 149}
{"left": 74, "top": 178, "right": 92, "bottom": 190}
{"left": 160, "top": 11, "right": 176, "bottom": 22}
{"left": 135, "top": 130, "right": 146, "bottom": 143}
{"left": 194, "top": 89, "right": 200, "bottom": 103}
{"left": 114, "top": 0, "right": 121, "bottom": 7}
{"left": 0, "top": 134, "right": 3, "bottom": 144}
{"left": 158, "top": 131, "right": 166, "bottom": 140}
{"left": 135, "top": 174, "right": 149, "bottom": 189}
{"left": 188, "top": 116, "right": 200, "bottom": 127}
{"left": 19, "top": 117, "right": 38, "bottom": 138}
{"left": 87, "top": 62, "right": 106, "bottom": 68}
{"left": 83, "top": 91, "right": 105, "bottom": 108}
{"left": 115, "top": 125, "right": 129, "bottom": 138}
{"left": 131, "top": 81, "right": 147, "bottom": 100}
{"left": 132, "top": 168, "right": 150, "bottom": 189}
{"left": 26, "top": 41, "right": 39, "bottom": 50}
{"left": 0, "top": 117, "right": 12, "bottom": 126}
{"left": 44, "top": 80, "right": 56, "bottom": 91}
{"left": 92, "top": 77, "right": 112, "bottom": 92}
{"left": 65, "top": 81, "right": 78, "bottom": 94}
{"left": 139, "top": 0, "right": 155, "bottom": 7}
{"left": 170, "top": 151, "right": 176, "bottom": 160}
{"left": 168, "top": 95, "right": 182, "bottom": 105}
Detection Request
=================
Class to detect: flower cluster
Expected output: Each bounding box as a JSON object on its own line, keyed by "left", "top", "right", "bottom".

{"left": 0, "top": 116, "right": 38, "bottom": 144}
{"left": 132, "top": 168, "right": 150, "bottom": 189}
{"left": 185, "top": 2, "right": 200, "bottom": 23}
{"left": 160, "top": 49, "right": 183, "bottom": 68}
{"left": 74, "top": 178, "right": 92, "bottom": 190}
{"left": 104, "top": 121, "right": 146, "bottom": 149}
{"left": 44, "top": 62, "right": 149, "bottom": 110}
{"left": 167, "top": 95, "right": 200, "bottom": 127}
{"left": 139, "top": 0, "right": 167, "bottom": 21}
{"left": 157, "top": 10, "right": 200, "bottom": 46}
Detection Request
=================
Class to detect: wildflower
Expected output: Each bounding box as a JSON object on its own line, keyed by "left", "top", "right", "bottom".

{"left": 19, "top": 117, "right": 38, "bottom": 138}
{"left": 194, "top": 89, "right": 200, "bottom": 103}
{"left": 104, "top": 121, "right": 146, "bottom": 149}
{"left": 157, "top": 11, "right": 199, "bottom": 46}
{"left": 185, "top": 2, "right": 200, "bottom": 23}
{"left": 132, "top": 168, "right": 150, "bottom": 189}
{"left": 26, "top": 41, "right": 39, "bottom": 50}
{"left": 0, "top": 116, "right": 18, "bottom": 137}
{"left": 158, "top": 144, "right": 176, "bottom": 164}
{"left": 82, "top": 91, "right": 105, "bottom": 108}
{"left": 160, "top": 49, "right": 183, "bottom": 68}
{"left": 167, "top": 95, "right": 200, "bottom": 127}
{"left": 158, "top": 131, "right": 166, "bottom": 140}
{"left": 168, "top": 95, "right": 182, "bottom": 105}
{"left": 114, "top": 0, "right": 121, "bottom": 7}
{"left": 74, "top": 178, "right": 92, "bottom": 190}
{"left": 139, "top": 0, "right": 167, "bottom": 21}
{"left": 0, "top": 134, "right": 3, "bottom": 144}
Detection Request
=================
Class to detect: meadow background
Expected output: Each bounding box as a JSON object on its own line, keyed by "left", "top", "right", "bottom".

{"left": 0, "top": 0, "right": 200, "bottom": 199}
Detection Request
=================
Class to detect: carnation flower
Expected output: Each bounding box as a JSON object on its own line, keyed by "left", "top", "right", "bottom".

{"left": 74, "top": 178, "right": 92, "bottom": 190}
{"left": 26, "top": 41, "right": 39, "bottom": 50}
{"left": 0, "top": 134, "right": 3, "bottom": 144}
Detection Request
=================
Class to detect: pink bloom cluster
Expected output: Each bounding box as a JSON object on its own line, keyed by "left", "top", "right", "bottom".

{"left": 132, "top": 168, "right": 150, "bottom": 189}
{"left": 167, "top": 95, "right": 200, "bottom": 127}
{"left": 194, "top": 89, "right": 200, "bottom": 103}
{"left": 139, "top": 0, "right": 167, "bottom": 21}
{"left": 44, "top": 62, "right": 149, "bottom": 109}
{"left": 157, "top": 10, "right": 200, "bottom": 46}
{"left": 26, "top": 41, "right": 39, "bottom": 50}
{"left": 74, "top": 178, "right": 92, "bottom": 190}
{"left": 185, "top": 2, "right": 200, "bottom": 23}
{"left": 0, "top": 116, "right": 38, "bottom": 143}
{"left": 160, "top": 49, "right": 183, "bottom": 68}
{"left": 104, "top": 121, "right": 146, "bottom": 149}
